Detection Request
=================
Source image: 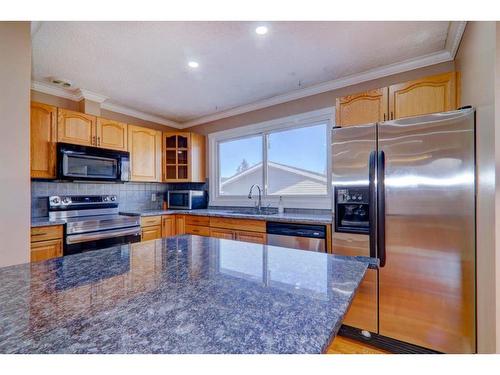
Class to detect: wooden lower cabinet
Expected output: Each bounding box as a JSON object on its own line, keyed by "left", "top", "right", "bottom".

{"left": 161, "top": 215, "right": 176, "bottom": 237}
{"left": 234, "top": 231, "right": 267, "bottom": 245}
{"left": 30, "top": 225, "right": 64, "bottom": 262}
{"left": 141, "top": 225, "right": 162, "bottom": 241}
{"left": 209, "top": 228, "right": 235, "bottom": 240}
{"left": 175, "top": 215, "right": 186, "bottom": 235}
{"left": 31, "top": 239, "right": 63, "bottom": 262}
{"left": 185, "top": 225, "right": 210, "bottom": 236}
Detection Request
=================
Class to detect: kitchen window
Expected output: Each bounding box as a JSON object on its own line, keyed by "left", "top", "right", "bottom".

{"left": 209, "top": 108, "right": 333, "bottom": 209}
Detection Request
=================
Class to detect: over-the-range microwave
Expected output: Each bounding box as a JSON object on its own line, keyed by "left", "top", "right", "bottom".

{"left": 57, "top": 143, "right": 130, "bottom": 182}
{"left": 167, "top": 190, "right": 207, "bottom": 210}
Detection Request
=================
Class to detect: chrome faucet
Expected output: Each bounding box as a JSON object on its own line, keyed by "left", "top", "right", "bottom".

{"left": 248, "top": 184, "right": 262, "bottom": 212}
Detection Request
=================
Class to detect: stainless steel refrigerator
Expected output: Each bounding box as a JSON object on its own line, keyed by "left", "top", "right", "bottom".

{"left": 331, "top": 108, "right": 476, "bottom": 353}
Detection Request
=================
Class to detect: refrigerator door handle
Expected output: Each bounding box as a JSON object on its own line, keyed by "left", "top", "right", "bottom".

{"left": 368, "top": 150, "right": 377, "bottom": 259}
{"left": 377, "top": 150, "right": 386, "bottom": 267}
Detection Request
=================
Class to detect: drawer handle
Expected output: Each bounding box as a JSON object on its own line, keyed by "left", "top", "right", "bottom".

{"left": 32, "top": 233, "right": 48, "bottom": 236}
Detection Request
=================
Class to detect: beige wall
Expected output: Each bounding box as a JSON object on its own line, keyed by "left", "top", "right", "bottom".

{"left": 455, "top": 21, "right": 497, "bottom": 353}
{"left": 0, "top": 22, "right": 31, "bottom": 267}
{"left": 186, "top": 61, "right": 455, "bottom": 134}
{"left": 30, "top": 90, "right": 177, "bottom": 132}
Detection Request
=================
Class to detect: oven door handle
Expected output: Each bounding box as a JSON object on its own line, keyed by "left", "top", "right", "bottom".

{"left": 368, "top": 150, "right": 377, "bottom": 259}
{"left": 66, "top": 226, "right": 141, "bottom": 244}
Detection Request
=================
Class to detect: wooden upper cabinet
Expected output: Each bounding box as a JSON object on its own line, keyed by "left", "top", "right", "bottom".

{"left": 163, "top": 132, "right": 206, "bottom": 183}
{"left": 128, "top": 125, "right": 162, "bottom": 182}
{"left": 57, "top": 108, "right": 96, "bottom": 146}
{"left": 336, "top": 88, "right": 389, "bottom": 127}
{"left": 388, "top": 72, "right": 459, "bottom": 120}
{"left": 96, "top": 118, "right": 128, "bottom": 151}
{"left": 30, "top": 102, "right": 57, "bottom": 179}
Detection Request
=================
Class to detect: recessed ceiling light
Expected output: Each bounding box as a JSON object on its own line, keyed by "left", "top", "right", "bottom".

{"left": 188, "top": 61, "right": 199, "bottom": 68}
{"left": 255, "top": 26, "right": 268, "bottom": 35}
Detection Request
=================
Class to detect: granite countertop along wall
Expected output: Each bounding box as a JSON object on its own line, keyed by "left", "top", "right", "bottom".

{"left": 120, "top": 208, "right": 333, "bottom": 225}
{"left": 0, "top": 235, "right": 369, "bottom": 354}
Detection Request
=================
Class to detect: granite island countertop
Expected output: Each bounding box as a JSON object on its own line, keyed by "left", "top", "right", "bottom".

{"left": 0, "top": 235, "right": 369, "bottom": 354}
{"left": 120, "top": 208, "right": 333, "bottom": 225}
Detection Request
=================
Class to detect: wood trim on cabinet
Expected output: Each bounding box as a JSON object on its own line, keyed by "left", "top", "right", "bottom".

{"left": 57, "top": 108, "right": 96, "bottom": 146}
{"left": 141, "top": 216, "right": 162, "bottom": 227}
{"left": 209, "top": 227, "right": 235, "bottom": 240}
{"left": 96, "top": 117, "right": 128, "bottom": 151}
{"left": 30, "top": 239, "right": 63, "bottom": 263}
{"left": 209, "top": 217, "right": 266, "bottom": 233}
{"left": 30, "top": 102, "right": 57, "bottom": 179}
{"left": 388, "top": 72, "right": 458, "bottom": 120}
{"left": 128, "top": 125, "right": 162, "bottom": 182}
{"left": 185, "top": 225, "right": 210, "bottom": 236}
{"left": 31, "top": 225, "right": 63, "bottom": 242}
{"left": 335, "top": 88, "right": 388, "bottom": 126}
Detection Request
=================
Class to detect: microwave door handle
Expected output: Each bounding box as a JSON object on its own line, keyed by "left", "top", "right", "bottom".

{"left": 377, "top": 150, "right": 386, "bottom": 267}
{"left": 368, "top": 151, "right": 377, "bottom": 259}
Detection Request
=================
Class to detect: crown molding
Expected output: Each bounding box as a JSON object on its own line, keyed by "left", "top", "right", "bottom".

{"left": 181, "top": 21, "right": 467, "bottom": 128}
{"left": 180, "top": 50, "right": 452, "bottom": 128}
{"left": 31, "top": 80, "right": 182, "bottom": 128}
{"left": 74, "top": 88, "right": 109, "bottom": 103}
{"left": 100, "top": 102, "right": 182, "bottom": 128}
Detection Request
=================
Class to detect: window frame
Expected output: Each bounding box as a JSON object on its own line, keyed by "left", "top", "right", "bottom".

{"left": 208, "top": 107, "right": 334, "bottom": 209}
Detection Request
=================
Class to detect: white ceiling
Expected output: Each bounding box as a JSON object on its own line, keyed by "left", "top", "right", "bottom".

{"left": 31, "top": 21, "right": 459, "bottom": 127}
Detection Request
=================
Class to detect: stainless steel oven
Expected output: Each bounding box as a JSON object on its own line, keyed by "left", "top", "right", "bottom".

{"left": 57, "top": 143, "right": 130, "bottom": 182}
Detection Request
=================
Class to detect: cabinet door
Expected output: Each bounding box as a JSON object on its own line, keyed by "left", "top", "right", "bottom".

{"left": 162, "top": 215, "right": 176, "bottom": 237}
{"left": 335, "top": 88, "right": 388, "bottom": 127}
{"left": 141, "top": 225, "right": 162, "bottom": 241}
{"left": 209, "top": 228, "right": 235, "bottom": 240}
{"left": 190, "top": 133, "right": 206, "bottom": 183}
{"left": 128, "top": 125, "right": 162, "bottom": 182}
{"left": 388, "top": 72, "right": 458, "bottom": 120}
{"left": 235, "top": 231, "right": 267, "bottom": 245}
{"left": 30, "top": 239, "right": 63, "bottom": 262}
{"left": 31, "top": 102, "right": 57, "bottom": 178}
{"left": 57, "top": 108, "right": 96, "bottom": 146}
{"left": 175, "top": 215, "right": 186, "bottom": 235}
{"left": 96, "top": 118, "right": 127, "bottom": 151}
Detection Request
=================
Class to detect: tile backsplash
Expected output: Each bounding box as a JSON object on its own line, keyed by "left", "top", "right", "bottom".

{"left": 31, "top": 181, "right": 208, "bottom": 218}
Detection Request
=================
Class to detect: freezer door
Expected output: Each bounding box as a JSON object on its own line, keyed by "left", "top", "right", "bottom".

{"left": 332, "top": 123, "right": 378, "bottom": 333}
{"left": 377, "top": 109, "right": 476, "bottom": 353}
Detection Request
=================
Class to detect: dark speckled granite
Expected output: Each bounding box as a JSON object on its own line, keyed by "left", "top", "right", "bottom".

{"left": 0, "top": 235, "right": 369, "bottom": 354}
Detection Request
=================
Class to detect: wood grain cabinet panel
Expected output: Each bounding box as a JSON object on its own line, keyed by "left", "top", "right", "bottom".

{"left": 209, "top": 217, "right": 266, "bottom": 233}
{"left": 185, "top": 225, "right": 210, "bottom": 237}
{"left": 96, "top": 118, "right": 128, "bottom": 151}
{"left": 235, "top": 231, "right": 267, "bottom": 245}
{"left": 335, "top": 88, "right": 388, "bottom": 127}
{"left": 128, "top": 125, "right": 162, "bottom": 182}
{"left": 209, "top": 228, "right": 235, "bottom": 240}
{"left": 30, "top": 102, "right": 57, "bottom": 179}
{"left": 30, "top": 224, "right": 64, "bottom": 263}
{"left": 175, "top": 215, "right": 186, "bottom": 235}
{"left": 141, "top": 216, "right": 162, "bottom": 227}
{"left": 388, "top": 72, "right": 458, "bottom": 120}
{"left": 161, "top": 215, "right": 176, "bottom": 237}
{"left": 141, "top": 225, "right": 162, "bottom": 241}
{"left": 30, "top": 239, "right": 63, "bottom": 263}
{"left": 57, "top": 108, "right": 96, "bottom": 146}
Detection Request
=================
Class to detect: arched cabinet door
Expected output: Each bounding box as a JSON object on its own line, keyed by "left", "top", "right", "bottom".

{"left": 57, "top": 108, "right": 96, "bottom": 146}
{"left": 128, "top": 124, "right": 162, "bottom": 182}
{"left": 335, "top": 88, "right": 389, "bottom": 127}
{"left": 31, "top": 102, "right": 57, "bottom": 178}
{"left": 96, "top": 118, "right": 128, "bottom": 151}
{"left": 388, "top": 72, "right": 459, "bottom": 120}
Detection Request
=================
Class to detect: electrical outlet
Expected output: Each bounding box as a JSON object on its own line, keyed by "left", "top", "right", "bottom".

{"left": 151, "top": 193, "right": 156, "bottom": 202}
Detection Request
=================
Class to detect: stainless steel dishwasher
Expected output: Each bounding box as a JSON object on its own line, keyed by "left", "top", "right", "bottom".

{"left": 266, "top": 222, "right": 326, "bottom": 252}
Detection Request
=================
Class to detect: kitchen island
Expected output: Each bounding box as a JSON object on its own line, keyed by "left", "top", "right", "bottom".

{"left": 0, "top": 235, "right": 371, "bottom": 354}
